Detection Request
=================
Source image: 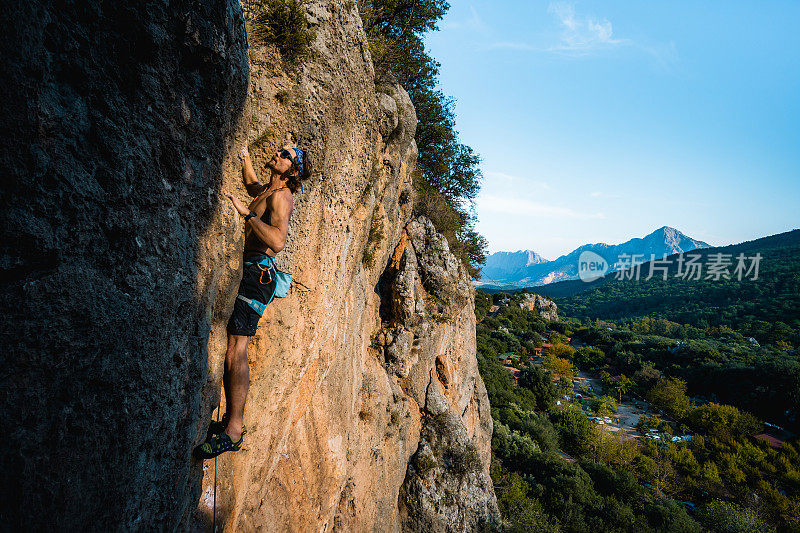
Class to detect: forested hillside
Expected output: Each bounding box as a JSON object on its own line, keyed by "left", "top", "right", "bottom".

{"left": 476, "top": 290, "right": 800, "bottom": 532}
{"left": 547, "top": 229, "right": 800, "bottom": 347}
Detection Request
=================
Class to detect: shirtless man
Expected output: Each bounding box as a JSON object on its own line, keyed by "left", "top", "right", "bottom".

{"left": 195, "top": 144, "right": 311, "bottom": 459}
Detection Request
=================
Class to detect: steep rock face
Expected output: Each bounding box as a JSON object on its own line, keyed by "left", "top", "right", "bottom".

{"left": 191, "top": 2, "right": 498, "bottom": 530}
{"left": 378, "top": 219, "right": 501, "bottom": 531}
{"left": 0, "top": 1, "right": 249, "bottom": 530}
{"left": 400, "top": 413, "right": 499, "bottom": 532}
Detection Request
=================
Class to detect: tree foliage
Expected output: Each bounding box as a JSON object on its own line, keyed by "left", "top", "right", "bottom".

{"left": 608, "top": 374, "right": 631, "bottom": 402}
{"left": 699, "top": 499, "right": 776, "bottom": 533}
{"left": 357, "top": 0, "right": 487, "bottom": 277}
{"left": 552, "top": 406, "right": 595, "bottom": 457}
{"left": 518, "top": 365, "right": 558, "bottom": 411}
{"left": 688, "top": 403, "right": 761, "bottom": 442}
{"left": 542, "top": 354, "right": 575, "bottom": 383}
{"left": 647, "top": 377, "right": 692, "bottom": 420}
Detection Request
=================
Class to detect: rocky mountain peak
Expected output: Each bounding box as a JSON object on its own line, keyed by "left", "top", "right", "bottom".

{"left": 645, "top": 225, "right": 710, "bottom": 252}
{"left": 479, "top": 226, "right": 711, "bottom": 288}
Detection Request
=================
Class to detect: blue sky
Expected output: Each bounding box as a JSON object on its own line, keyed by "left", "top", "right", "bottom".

{"left": 424, "top": 1, "right": 800, "bottom": 258}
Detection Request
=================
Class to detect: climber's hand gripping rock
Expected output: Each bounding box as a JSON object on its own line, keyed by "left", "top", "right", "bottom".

{"left": 225, "top": 192, "right": 250, "bottom": 217}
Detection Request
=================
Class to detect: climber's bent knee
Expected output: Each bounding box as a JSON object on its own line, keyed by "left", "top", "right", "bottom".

{"left": 226, "top": 333, "right": 249, "bottom": 349}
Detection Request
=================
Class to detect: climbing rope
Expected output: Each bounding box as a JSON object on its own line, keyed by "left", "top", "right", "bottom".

{"left": 213, "top": 400, "right": 220, "bottom": 533}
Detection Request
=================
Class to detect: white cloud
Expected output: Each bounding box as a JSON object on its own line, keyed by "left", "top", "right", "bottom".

{"left": 547, "top": 2, "right": 629, "bottom": 55}
{"left": 478, "top": 194, "right": 605, "bottom": 219}
{"left": 485, "top": 3, "right": 630, "bottom": 56}
{"left": 642, "top": 40, "right": 680, "bottom": 73}
{"left": 483, "top": 2, "right": 678, "bottom": 71}
{"left": 590, "top": 191, "right": 624, "bottom": 198}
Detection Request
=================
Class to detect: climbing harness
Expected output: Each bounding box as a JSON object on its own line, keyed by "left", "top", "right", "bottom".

{"left": 237, "top": 294, "right": 268, "bottom": 316}
{"left": 237, "top": 256, "right": 277, "bottom": 316}
{"left": 243, "top": 255, "right": 292, "bottom": 300}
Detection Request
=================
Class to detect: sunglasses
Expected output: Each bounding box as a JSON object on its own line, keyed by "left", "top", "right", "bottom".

{"left": 279, "top": 149, "right": 296, "bottom": 163}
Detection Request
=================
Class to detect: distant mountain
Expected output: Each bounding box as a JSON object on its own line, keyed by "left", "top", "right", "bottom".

{"left": 548, "top": 227, "right": 800, "bottom": 328}
{"left": 477, "top": 226, "right": 709, "bottom": 287}
{"left": 480, "top": 250, "right": 549, "bottom": 283}
{"left": 532, "top": 227, "right": 800, "bottom": 302}
{"left": 548, "top": 227, "right": 800, "bottom": 435}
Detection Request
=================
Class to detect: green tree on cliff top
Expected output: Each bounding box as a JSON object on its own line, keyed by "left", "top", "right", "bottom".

{"left": 358, "top": 0, "right": 487, "bottom": 277}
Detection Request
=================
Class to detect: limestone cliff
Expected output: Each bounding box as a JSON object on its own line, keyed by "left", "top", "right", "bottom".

{"left": 520, "top": 293, "right": 559, "bottom": 322}
{"left": 0, "top": 1, "right": 498, "bottom": 531}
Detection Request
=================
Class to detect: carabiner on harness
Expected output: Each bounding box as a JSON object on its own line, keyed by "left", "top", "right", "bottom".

{"left": 258, "top": 265, "right": 273, "bottom": 285}
{"left": 245, "top": 255, "right": 275, "bottom": 285}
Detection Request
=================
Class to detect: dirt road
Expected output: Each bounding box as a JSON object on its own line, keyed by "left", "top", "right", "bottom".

{"left": 573, "top": 370, "right": 651, "bottom": 438}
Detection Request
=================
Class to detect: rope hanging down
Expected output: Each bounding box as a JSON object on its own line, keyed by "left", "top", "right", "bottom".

{"left": 213, "top": 401, "right": 220, "bottom": 532}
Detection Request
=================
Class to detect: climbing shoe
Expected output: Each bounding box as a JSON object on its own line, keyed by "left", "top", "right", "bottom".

{"left": 194, "top": 431, "right": 243, "bottom": 460}
{"left": 206, "top": 412, "right": 230, "bottom": 438}
{"left": 206, "top": 413, "right": 246, "bottom": 440}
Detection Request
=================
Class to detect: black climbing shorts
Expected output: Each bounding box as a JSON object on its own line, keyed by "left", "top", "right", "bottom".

{"left": 226, "top": 253, "right": 277, "bottom": 337}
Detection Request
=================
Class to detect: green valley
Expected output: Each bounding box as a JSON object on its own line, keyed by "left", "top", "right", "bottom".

{"left": 476, "top": 282, "right": 800, "bottom": 532}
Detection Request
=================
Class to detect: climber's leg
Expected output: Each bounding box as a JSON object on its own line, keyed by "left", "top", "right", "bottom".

{"left": 222, "top": 334, "right": 237, "bottom": 420}
{"left": 223, "top": 333, "right": 249, "bottom": 442}
{"left": 200, "top": 253, "right": 275, "bottom": 456}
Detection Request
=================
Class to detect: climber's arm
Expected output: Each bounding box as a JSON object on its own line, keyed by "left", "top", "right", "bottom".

{"left": 239, "top": 146, "right": 266, "bottom": 197}
{"left": 246, "top": 193, "right": 291, "bottom": 253}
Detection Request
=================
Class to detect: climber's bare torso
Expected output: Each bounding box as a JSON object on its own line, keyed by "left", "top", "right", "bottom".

{"left": 243, "top": 185, "right": 293, "bottom": 257}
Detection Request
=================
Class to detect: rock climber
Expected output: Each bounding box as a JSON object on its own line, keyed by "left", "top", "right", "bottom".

{"left": 194, "top": 144, "right": 311, "bottom": 459}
